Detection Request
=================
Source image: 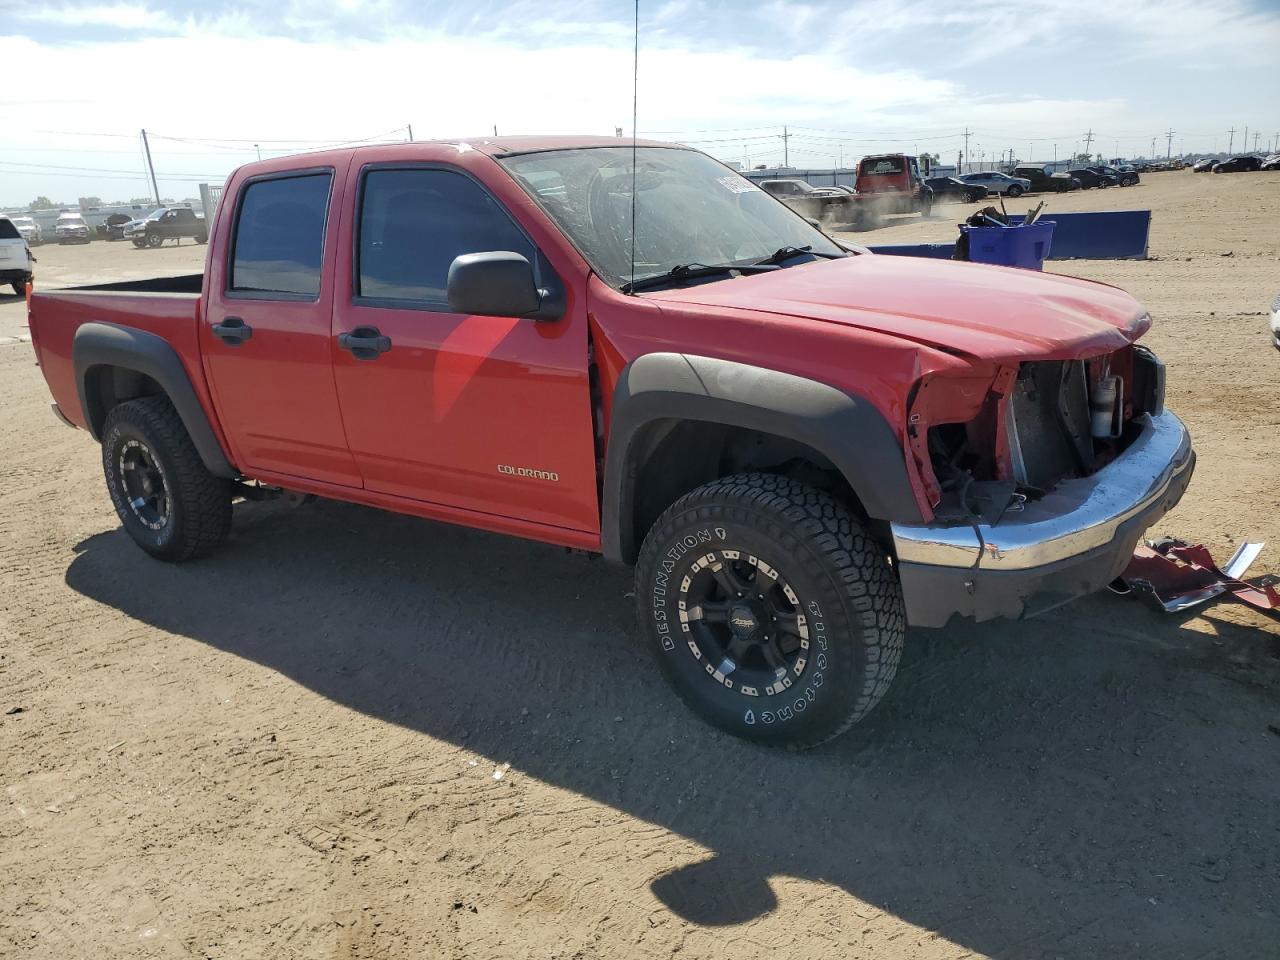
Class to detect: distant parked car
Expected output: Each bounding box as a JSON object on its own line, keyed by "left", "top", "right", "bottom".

{"left": 0, "top": 216, "right": 36, "bottom": 294}
{"left": 1261, "top": 155, "right": 1280, "bottom": 171}
{"left": 1271, "top": 291, "right": 1279, "bottom": 351}
{"left": 123, "top": 206, "right": 208, "bottom": 248}
{"left": 1090, "top": 165, "right": 1139, "bottom": 186}
{"left": 924, "top": 176, "right": 987, "bottom": 203}
{"left": 101, "top": 213, "right": 133, "bottom": 241}
{"left": 957, "top": 171, "right": 1032, "bottom": 197}
{"left": 1212, "top": 156, "right": 1262, "bottom": 173}
{"left": 10, "top": 215, "right": 43, "bottom": 245}
{"left": 1011, "top": 165, "right": 1080, "bottom": 192}
{"left": 1192, "top": 158, "right": 1215, "bottom": 172}
{"left": 1067, "top": 168, "right": 1116, "bottom": 189}
{"left": 53, "top": 213, "right": 91, "bottom": 244}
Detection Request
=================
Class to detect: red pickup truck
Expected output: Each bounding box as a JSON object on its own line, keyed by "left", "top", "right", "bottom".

{"left": 28, "top": 136, "right": 1194, "bottom": 747}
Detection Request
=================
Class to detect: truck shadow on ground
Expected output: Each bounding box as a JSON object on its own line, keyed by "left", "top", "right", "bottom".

{"left": 65, "top": 497, "right": 1280, "bottom": 957}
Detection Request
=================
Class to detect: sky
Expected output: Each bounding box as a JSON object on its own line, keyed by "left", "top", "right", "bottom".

{"left": 1, "top": 0, "right": 1278, "bottom": 207}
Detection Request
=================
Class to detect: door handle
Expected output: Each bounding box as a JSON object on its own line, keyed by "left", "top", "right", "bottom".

{"left": 212, "top": 316, "right": 252, "bottom": 345}
{"left": 338, "top": 326, "right": 392, "bottom": 361}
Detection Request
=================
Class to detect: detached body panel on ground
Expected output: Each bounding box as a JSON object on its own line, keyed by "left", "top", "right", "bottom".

{"left": 27, "top": 136, "right": 1194, "bottom": 746}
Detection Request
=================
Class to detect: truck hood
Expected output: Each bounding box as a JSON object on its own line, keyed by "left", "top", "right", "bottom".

{"left": 645, "top": 254, "right": 1149, "bottom": 361}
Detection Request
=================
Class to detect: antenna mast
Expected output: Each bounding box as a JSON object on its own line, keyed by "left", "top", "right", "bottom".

{"left": 628, "top": 0, "right": 639, "bottom": 293}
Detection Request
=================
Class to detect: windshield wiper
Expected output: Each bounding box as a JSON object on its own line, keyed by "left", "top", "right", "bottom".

{"left": 621, "top": 261, "right": 775, "bottom": 294}
{"left": 752, "top": 245, "right": 846, "bottom": 267}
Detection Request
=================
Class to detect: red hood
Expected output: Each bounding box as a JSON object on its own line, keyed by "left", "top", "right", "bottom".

{"left": 646, "top": 254, "right": 1149, "bottom": 361}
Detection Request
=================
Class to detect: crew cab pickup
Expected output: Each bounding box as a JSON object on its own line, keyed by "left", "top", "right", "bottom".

{"left": 28, "top": 136, "right": 1194, "bottom": 747}
{"left": 124, "top": 206, "right": 209, "bottom": 248}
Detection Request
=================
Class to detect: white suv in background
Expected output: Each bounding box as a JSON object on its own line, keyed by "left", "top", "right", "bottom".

{"left": 0, "top": 216, "right": 36, "bottom": 295}
{"left": 10, "top": 215, "right": 43, "bottom": 245}
{"left": 53, "top": 212, "right": 91, "bottom": 244}
{"left": 958, "top": 171, "right": 1034, "bottom": 197}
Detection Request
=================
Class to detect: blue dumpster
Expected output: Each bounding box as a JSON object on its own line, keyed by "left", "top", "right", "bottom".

{"left": 958, "top": 220, "right": 1055, "bottom": 270}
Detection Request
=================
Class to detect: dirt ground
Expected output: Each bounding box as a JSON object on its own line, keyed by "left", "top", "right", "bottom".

{"left": 2, "top": 171, "right": 1278, "bottom": 960}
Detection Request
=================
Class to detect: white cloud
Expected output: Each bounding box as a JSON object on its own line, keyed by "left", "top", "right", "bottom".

{"left": 17, "top": 3, "right": 179, "bottom": 31}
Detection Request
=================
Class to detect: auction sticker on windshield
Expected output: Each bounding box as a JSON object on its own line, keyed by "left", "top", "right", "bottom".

{"left": 717, "top": 175, "right": 759, "bottom": 194}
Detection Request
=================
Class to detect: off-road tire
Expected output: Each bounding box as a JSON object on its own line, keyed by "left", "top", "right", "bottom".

{"left": 102, "top": 397, "right": 231, "bottom": 561}
{"left": 635, "top": 473, "right": 905, "bottom": 748}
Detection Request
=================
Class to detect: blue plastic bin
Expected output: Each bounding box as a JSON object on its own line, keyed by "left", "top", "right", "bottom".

{"left": 958, "top": 220, "right": 1055, "bottom": 270}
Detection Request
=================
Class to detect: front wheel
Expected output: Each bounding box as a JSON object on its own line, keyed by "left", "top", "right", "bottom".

{"left": 1007, "top": 184, "right": 1024, "bottom": 197}
{"left": 635, "top": 474, "right": 905, "bottom": 748}
{"left": 11, "top": 280, "right": 25, "bottom": 296}
{"left": 102, "top": 396, "right": 232, "bottom": 561}
{"left": 146, "top": 232, "right": 164, "bottom": 248}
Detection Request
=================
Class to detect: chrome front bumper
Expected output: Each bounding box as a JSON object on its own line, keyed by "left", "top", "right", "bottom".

{"left": 891, "top": 411, "right": 1195, "bottom": 625}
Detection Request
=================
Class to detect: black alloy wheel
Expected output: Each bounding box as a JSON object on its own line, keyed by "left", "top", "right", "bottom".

{"left": 118, "top": 438, "right": 171, "bottom": 531}
{"left": 680, "top": 550, "right": 810, "bottom": 699}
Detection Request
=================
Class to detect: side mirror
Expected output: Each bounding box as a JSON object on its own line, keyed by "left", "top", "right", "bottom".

{"left": 446, "top": 251, "right": 562, "bottom": 321}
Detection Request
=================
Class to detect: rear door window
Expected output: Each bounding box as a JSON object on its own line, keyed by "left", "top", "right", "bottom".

{"left": 0, "top": 219, "right": 20, "bottom": 240}
{"left": 230, "top": 173, "right": 332, "bottom": 298}
{"left": 356, "top": 168, "right": 535, "bottom": 306}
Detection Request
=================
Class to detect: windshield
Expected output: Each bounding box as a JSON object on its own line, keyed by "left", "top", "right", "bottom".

{"left": 146, "top": 208, "right": 167, "bottom": 220}
{"left": 497, "top": 146, "right": 842, "bottom": 289}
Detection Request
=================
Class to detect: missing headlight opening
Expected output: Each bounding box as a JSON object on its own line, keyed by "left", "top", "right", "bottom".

{"left": 918, "top": 346, "right": 1166, "bottom": 522}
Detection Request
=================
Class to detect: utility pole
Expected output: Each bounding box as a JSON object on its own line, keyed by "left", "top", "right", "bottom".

{"left": 1227, "top": 127, "right": 1236, "bottom": 154}
{"left": 254, "top": 143, "right": 261, "bottom": 160}
{"left": 493, "top": 124, "right": 498, "bottom": 137}
{"left": 782, "top": 126, "right": 789, "bottom": 168}
{"left": 962, "top": 127, "right": 971, "bottom": 172}
{"left": 1242, "top": 125, "right": 1248, "bottom": 154}
{"left": 1253, "top": 131, "right": 1260, "bottom": 152}
{"left": 1150, "top": 137, "right": 1156, "bottom": 159}
{"left": 140, "top": 128, "right": 160, "bottom": 206}
{"left": 1165, "top": 127, "right": 1175, "bottom": 159}
{"left": 1082, "top": 128, "right": 1094, "bottom": 158}
{"left": 407, "top": 124, "right": 414, "bottom": 142}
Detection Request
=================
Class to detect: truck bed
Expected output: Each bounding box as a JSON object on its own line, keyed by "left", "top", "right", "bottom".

{"left": 29, "top": 275, "right": 210, "bottom": 435}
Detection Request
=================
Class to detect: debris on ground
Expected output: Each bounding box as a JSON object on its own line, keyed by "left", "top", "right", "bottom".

{"left": 1111, "top": 538, "right": 1280, "bottom": 618}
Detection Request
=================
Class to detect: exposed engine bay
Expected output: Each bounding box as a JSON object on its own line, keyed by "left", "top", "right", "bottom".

{"left": 910, "top": 345, "right": 1167, "bottom": 525}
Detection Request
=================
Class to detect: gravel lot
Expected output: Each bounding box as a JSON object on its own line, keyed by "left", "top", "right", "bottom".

{"left": 2, "top": 171, "right": 1278, "bottom": 959}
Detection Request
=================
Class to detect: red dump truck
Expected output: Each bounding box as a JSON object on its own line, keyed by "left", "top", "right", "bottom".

{"left": 26, "top": 136, "right": 1193, "bottom": 747}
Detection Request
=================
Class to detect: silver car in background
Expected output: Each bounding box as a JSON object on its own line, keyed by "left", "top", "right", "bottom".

{"left": 958, "top": 171, "right": 1034, "bottom": 197}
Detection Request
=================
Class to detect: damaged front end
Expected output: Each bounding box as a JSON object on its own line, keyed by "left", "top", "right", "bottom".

{"left": 910, "top": 344, "right": 1168, "bottom": 524}
{"left": 891, "top": 340, "right": 1195, "bottom": 627}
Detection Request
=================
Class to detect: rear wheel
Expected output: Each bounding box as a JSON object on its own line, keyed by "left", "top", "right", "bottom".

{"left": 195, "top": 233, "right": 208, "bottom": 244}
{"left": 635, "top": 474, "right": 905, "bottom": 748}
{"left": 101, "top": 396, "right": 232, "bottom": 561}
{"left": 11, "top": 281, "right": 24, "bottom": 296}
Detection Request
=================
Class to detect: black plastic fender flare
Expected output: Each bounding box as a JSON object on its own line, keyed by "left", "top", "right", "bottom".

{"left": 601, "top": 352, "right": 923, "bottom": 563}
{"left": 73, "top": 321, "right": 237, "bottom": 479}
